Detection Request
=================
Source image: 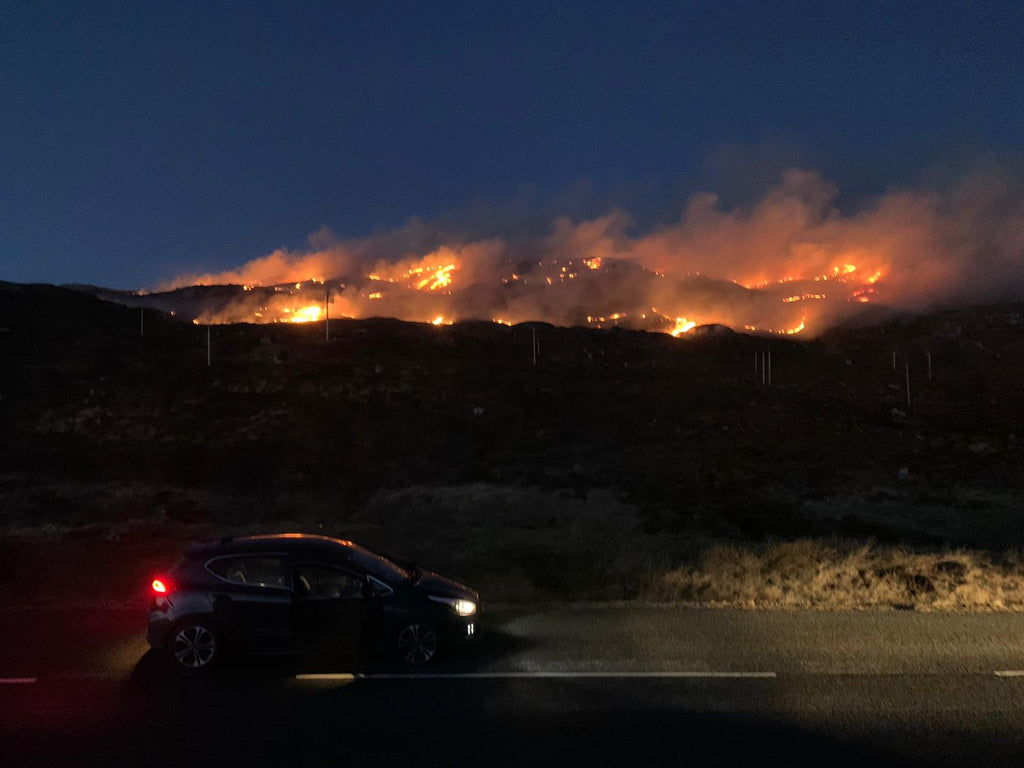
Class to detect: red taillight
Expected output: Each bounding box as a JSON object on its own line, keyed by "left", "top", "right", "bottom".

{"left": 152, "top": 578, "right": 168, "bottom": 594}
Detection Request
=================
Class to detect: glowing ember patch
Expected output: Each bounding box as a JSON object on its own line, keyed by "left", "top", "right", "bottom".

{"left": 402, "top": 263, "right": 456, "bottom": 291}
{"left": 583, "top": 257, "right": 602, "bottom": 270}
{"left": 431, "top": 316, "right": 445, "bottom": 326}
{"left": 815, "top": 264, "right": 859, "bottom": 282}
{"left": 782, "top": 293, "right": 827, "bottom": 303}
{"left": 744, "top": 318, "right": 806, "bottom": 335}
{"left": 492, "top": 318, "right": 512, "bottom": 326}
{"left": 367, "top": 292, "right": 383, "bottom": 299}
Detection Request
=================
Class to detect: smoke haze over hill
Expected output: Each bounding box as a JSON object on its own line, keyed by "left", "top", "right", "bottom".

{"left": 161, "top": 166, "right": 1024, "bottom": 336}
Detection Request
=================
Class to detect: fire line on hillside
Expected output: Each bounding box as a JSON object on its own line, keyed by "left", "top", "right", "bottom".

{"left": 94, "top": 166, "right": 1024, "bottom": 338}
{"left": 155, "top": 256, "right": 885, "bottom": 338}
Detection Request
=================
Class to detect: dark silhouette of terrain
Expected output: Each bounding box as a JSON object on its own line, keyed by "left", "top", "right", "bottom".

{"left": 1, "top": 281, "right": 1022, "bottom": 606}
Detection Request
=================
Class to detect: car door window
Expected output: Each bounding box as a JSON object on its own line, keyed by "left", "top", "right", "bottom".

{"left": 207, "top": 556, "right": 288, "bottom": 589}
{"left": 295, "top": 565, "right": 364, "bottom": 599}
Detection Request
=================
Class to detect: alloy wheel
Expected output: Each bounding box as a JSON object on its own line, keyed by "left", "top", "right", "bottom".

{"left": 397, "top": 623, "right": 438, "bottom": 665}
{"left": 171, "top": 624, "right": 217, "bottom": 669}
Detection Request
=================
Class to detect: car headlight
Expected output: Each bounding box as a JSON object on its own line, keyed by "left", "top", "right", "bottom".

{"left": 428, "top": 595, "right": 477, "bottom": 616}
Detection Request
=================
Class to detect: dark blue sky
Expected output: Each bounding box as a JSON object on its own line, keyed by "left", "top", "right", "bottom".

{"left": 2, "top": 0, "right": 1022, "bottom": 289}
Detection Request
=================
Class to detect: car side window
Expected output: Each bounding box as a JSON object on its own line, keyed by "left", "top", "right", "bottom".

{"left": 295, "top": 565, "right": 364, "bottom": 600}
{"left": 207, "top": 556, "right": 287, "bottom": 589}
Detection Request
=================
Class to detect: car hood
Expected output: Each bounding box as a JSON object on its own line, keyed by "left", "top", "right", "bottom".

{"left": 415, "top": 569, "right": 478, "bottom": 601}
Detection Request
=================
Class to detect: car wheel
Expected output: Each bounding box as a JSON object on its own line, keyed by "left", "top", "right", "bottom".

{"left": 169, "top": 621, "right": 219, "bottom": 671}
{"left": 395, "top": 622, "right": 438, "bottom": 665}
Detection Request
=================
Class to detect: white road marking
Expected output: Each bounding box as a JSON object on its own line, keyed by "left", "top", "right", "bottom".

{"left": 298, "top": 671, "right": 776, "bottom": 681}
{"left": 994, "top": 670, "right": 1024, "bottom": 677}
{"left": 0, "top": 677, "right": 37, "bottom": 684}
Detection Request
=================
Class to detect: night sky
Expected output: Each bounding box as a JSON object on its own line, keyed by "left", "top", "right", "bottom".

{"left": 3, "top": 1, "right": 1022, "bottom": 289}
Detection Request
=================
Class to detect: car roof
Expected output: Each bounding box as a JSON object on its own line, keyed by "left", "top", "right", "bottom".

{"left": 184, "top": 533, "right": 356, "bottom": 559}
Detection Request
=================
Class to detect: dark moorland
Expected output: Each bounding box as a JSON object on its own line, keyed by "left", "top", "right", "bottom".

{"left": 1, "top": 281, "right": 1022, "bottom": 608}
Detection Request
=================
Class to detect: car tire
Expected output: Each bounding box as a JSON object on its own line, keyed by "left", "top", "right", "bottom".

{"left": 168, "top": 620, "right": 220, "bottom": 671}
{"left": 394, "top": 622, "right": 439, "bottom": 666}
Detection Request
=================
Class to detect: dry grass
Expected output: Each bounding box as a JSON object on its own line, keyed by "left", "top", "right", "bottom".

{"left": 5, "top": 480, "right": 1024, "bottom": 611}
{"left": 647, "top": 540, "right": 1024, "bottom": 611}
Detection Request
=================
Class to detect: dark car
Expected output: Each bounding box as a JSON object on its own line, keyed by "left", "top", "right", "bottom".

{"left": 147, "top": 533, "right": 481, "bottom": 671}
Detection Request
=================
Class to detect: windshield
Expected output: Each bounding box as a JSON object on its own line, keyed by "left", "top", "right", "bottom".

{"left": 346, "top": 544, "right": 410, "bottom": 584}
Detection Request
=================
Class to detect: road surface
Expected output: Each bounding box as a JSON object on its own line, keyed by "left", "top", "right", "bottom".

{"left": 3, "top": 604, "right": 1024, "bottom": 766}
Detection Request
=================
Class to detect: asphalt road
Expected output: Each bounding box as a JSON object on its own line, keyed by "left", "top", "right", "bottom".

{"left": 3, "top": 605, "right": 1024, "bottom": 767}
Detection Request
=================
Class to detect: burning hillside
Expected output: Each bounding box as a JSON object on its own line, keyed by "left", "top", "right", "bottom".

{"left": 110, "top": 166, "right": 1024, "bottom": 336}
{"left": 138, "top": 258, "right": 875, "bottom": 337}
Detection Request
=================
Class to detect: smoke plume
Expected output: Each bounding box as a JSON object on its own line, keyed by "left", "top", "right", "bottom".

{"left": 163, "top": 165, "right": 1024, "bottom": 336}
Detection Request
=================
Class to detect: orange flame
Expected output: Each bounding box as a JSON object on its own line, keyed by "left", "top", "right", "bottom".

{"left": 670, "top": 318, "right": 697, "bottom": 336}
{"left": 285, "top": 305, "right": 322, "bottom": 323}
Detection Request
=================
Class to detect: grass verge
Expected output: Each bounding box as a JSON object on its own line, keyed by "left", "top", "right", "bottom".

{"left": 4, "top": 481, "right": 1024, "bottom": 611}
{"left": 648, "top": 540, "right": 1024, "bottom": 611}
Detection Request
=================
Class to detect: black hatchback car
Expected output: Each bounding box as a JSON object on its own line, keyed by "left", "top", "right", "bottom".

{"left": 147, "top": 534, "right": 481, "bottom": 670}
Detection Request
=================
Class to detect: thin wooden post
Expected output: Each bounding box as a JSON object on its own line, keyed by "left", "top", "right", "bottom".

{"left": 532, "top": 326, "right": 537, "bottom": 366}
{"left": 927, "top": 351, "right": 932, "bottom": 382}
{"left": 761, "top": 350, "right": 766, "bottom": 386}
{"left": 325, "top": 284, "right": 330, "bottom": 343}
{"left": 206, "top": 325, "right": 211, "bottom": 367}
{"left": 140, "top": 307, "right": 144, "bottom": 337}
{"left": 905, "top": 363, "right": 911, "bottom": 407}
{"left": 767, "top": 349, "right": 772, "bottom": 388}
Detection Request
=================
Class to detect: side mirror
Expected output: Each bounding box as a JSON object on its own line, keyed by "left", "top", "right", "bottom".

{"left": 364, "top": 576, "right": 393, "bottom": 598}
